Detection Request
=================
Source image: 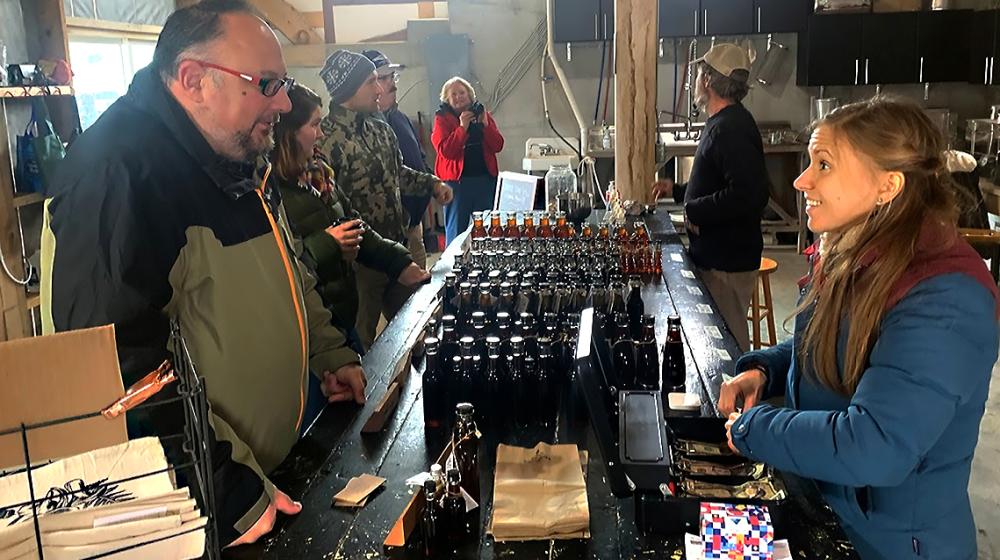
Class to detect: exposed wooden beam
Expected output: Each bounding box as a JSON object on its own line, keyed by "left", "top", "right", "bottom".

{"left": 323, "top": 0, "right": 336, "bottom": 43}
{"left": 331, "top": 0, "right": 418, "bottom": 4}
{"left": 417, "top": 1, "right": 434, "bottom": 18}
{"left": 247, "top": 0, "right": 323, "bottom": 45}
{"left": 302, "top": 10, "right": 324, "bottom": 28}
{"left": 614, "top": 0, "right": 657, "bottom": 204}
{"left": 66, "top": 17, "right": 162, "bottom": 35}
{"left": 283, "top": 43, "right": 334, "bottom": 67}
{"left": 0, "top": 103, "right": 29, "bottom": 341}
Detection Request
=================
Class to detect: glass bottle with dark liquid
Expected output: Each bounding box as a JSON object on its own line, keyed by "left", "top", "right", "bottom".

{"left": 488, "top": 212, "right": 504, "bottom": 238}
{"left": 483, "top": 337, "right": 504, "bottom": 432}
{"left": 443, "top": 273, "right": 458, "bottom": 315}
{"left": 538, "top": 213, "right": 554, "bottom": 238}
{"left": 452, "top": 402, "right": 481, "bottom": 501}
{"left": 626, "top": 275, "right": 645, "bottom": 340}
{"left": 471, "top": 211, "right": 487, "bottom": 239}
{"left": 506, "top": 336, "right": 526, "bottom": 435}
{"left": 663, "top": 314, "right": 686, "bottom": 393}
{"left": 440, "top": 314, "right": 459, "bottom": 365}
{"left": 523, "top": 213, "right": 536, "bottom": 239}
{"left": 421, "top": 479, "right": 442, "bottom": 556}
{"left": 443, "top": 468, "right": 468, "bottom": 540}
{"left": 423, "top": 337, "right": 446, "bottom": 429}
{"left": 457, "top": 337, "right": 478, "bottom": 409}
{"left": 554, "top": 211, "right": 572, "bottom": 239}
{"left": 504, "top": 213, "right": 521, "bottom": 239}
{"left": 612, "top": 312, "right": 637, "bottom": 390}
{"left": 635, "top": 315, "right": 660, "bottom": 390}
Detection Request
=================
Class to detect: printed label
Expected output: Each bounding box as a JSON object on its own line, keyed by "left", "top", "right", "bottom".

{"left": 686, "top": 285, "right": 703, "bottom": 296}
{"left": 705, "top": 325, "right": 723, "bottom": 339}
{"left": 715, "top": 348, "right": 732, "bottom": 361}
{"left": 670, "top": 253, "right": 683, "bottom": 262}
{"left": 695, "top": 304, "right": 713, "bottom": 314}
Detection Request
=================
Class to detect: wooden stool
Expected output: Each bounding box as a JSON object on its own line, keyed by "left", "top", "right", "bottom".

{"left": 959, "top": 228, "right": 1000, "bottom": 285}
{"left": 748, "top": 257, "right": 779, "bottom": 350}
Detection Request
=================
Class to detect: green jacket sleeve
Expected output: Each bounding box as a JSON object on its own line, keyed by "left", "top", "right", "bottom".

{"left": 299, "top": 254, "right": 361, "bottom": 375}
{"left": 356, "top": 224, "right": 413, "bottom": 280}
{"left": 390, "top": 131, "right": 438, "bottom": 196}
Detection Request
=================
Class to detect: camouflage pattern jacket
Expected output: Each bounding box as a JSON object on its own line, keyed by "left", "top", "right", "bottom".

{"left": 319, "top": 103, "right": 439, "bottom": 243}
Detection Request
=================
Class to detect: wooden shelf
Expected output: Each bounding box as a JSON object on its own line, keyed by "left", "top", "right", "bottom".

{"left": 12, "top": 192, "right": 45, "bottom": 209}
{"left": 26, "top": 293, "right": 40, "bottom": 310}
{"left": 0, "top": 85, "right": 74, "bottom": 99}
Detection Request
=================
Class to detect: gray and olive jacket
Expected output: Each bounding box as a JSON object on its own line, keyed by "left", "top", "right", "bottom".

{"left": 277, "top": 167, "right": 412, "bottom": 331}
{"left": 318, "top": 103, "right": 439, "bottom": 243}
{"left": 40, "top": 66, "right": 360, "bottom": 545}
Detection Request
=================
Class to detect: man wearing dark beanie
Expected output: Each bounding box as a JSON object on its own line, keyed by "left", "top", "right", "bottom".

{"left": 318, "top": 49, "right": 453, "bottom": 349}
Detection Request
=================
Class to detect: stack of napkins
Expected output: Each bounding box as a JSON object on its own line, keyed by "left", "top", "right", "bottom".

{"left": 0, "top": 438, "right": 206, "bottom": 560}
{"left": 332, "top": 474, "right": 385, "bottom": 508}
{"left": 488, "top": 442, "right": 590, "bottom": 542}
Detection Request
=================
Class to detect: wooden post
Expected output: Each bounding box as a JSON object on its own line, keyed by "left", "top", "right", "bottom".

{"left": 322, "top": 0, "right": 336, "bottom": 43}
{"left": 614, "top": 0, "right": 658, "bottom": 204}
{"left": 0, "top": 106, "right": 29, "bottom": 341}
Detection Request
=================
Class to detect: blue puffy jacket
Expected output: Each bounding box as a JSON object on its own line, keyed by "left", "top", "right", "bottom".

{"left": 732, "top": 264, "right": 998, "bottom": 559}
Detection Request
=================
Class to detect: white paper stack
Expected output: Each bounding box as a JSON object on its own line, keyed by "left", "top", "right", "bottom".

{"left": 0, "top": 438, "right": 206, "bottom": 560}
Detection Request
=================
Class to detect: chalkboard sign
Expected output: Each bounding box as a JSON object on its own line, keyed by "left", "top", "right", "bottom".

{"left": 493, "top": 171, "right": 539, "bottom": 211}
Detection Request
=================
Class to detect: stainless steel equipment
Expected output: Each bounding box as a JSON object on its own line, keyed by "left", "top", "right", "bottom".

{"left": 811, "top": 97, "right": 840, "bottom": 122}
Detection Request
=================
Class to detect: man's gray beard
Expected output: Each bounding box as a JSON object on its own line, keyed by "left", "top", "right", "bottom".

{"left": 231, "top": 129, "right": 274, "bottom": 163}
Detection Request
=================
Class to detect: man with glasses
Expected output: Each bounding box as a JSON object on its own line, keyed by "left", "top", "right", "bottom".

{"left": 363, "top": 50, "right": 432, "bottom": 270}
{"left": 318, "top": 50, "right": 453, "bottom": 350}
{"left": 42, "top": 0, "right": 366, "bottom": 549}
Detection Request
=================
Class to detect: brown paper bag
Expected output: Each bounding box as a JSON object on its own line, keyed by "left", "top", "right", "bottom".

{"left": 488, "top": 442, "right": 590, "bottom": 542}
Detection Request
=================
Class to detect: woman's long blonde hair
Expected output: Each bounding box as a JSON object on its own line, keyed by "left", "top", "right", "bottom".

{"left": 796, "top": 97, "right": 959, "bottom": 396}
{"left": 439, "top": 76, "right": 476, "bottom": 104}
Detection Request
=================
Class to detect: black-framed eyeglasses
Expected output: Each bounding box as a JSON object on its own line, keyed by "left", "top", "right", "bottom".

{"left": 190, "top": 60, "right": 295, "bottom": 97}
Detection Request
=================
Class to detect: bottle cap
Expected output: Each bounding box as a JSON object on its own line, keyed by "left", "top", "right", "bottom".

{"left": 456, "top": 402, "right": 475, "bottom": 416}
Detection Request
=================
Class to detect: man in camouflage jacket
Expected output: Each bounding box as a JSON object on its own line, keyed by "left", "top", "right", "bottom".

{"left": 318, "top": 49, "right": 453, "bottom": 348}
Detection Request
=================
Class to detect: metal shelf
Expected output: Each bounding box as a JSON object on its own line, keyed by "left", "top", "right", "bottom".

{"left": 0, "top": 85, "right": 74, "bottom": 99}
{"left": 12, "top": 192, "right": 44, "bottom": 208}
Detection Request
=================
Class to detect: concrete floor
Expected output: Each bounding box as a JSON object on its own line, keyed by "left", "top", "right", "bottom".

{"left": 760, "top": 248, "right": 1000, "bottom": 560}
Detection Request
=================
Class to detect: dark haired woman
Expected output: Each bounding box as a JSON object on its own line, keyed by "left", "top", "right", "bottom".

{"left": 271, "top": 84, "right": 429, "bottom": 352}
{"left": 721, "top": 97, "right": 999, "bottom": 560}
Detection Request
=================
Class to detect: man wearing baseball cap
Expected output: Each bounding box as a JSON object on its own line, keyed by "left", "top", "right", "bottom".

{"left": 318, "top": 49, "right": 453, "bottom": 349}
{"left": 363, "top": 49, "right": 432, "bottom": 270}
{"left": 651, "top": 43, "right": 770, "bottom": 352}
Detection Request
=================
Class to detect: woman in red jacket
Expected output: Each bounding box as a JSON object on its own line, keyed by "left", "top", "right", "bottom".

{"left": 431, "top": 77, "right": 505, "bottom": 243}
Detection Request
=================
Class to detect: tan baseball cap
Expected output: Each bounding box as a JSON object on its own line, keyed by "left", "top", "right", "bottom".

{"left": 694, "top": 43, "right": 751, "bottom": 82}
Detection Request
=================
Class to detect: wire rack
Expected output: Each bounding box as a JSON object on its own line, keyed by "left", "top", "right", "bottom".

{"left": 0, "top": 320, "right": 220, "bottom": 559}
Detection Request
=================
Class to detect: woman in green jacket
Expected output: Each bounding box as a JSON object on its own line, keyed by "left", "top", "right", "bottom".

{"left": 272, "top": 84, "right": 430, "bottom": 349}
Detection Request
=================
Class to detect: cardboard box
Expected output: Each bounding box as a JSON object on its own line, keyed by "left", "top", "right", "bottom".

{"left": 0, "top": 325, "right": 127, "bottom": 470}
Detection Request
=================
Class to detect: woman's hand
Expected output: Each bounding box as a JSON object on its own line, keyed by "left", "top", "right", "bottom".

{"left": 325, "top": 219, "right": 364, "bottom": 262}
{"left": 725, "top": 412, "right": 743, "bottom": 455}
{"left": 459, "top": 111, "right": 476, "bottom": 129}
{"left": 479, "top": 111, "right": 491, "bottom": 126}
{"left": 718, "top": 368, "right": 767, "bottom": 416}
{"left": 397, "top": 263, "right": 431, "bottom": 288}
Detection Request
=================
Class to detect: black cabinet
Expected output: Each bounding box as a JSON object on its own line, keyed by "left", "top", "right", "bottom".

{"left": 701, "top": 0, "right": 754, "bottom": 36}
{"left": 553, "top": 0, "right": 601, "bottom": 43}
{"left": 862, "top": 13, "right": 918, "bottom": 85}
{"left": 917, "top": 10, "right": 971, "bottom": 83}
{"left": 660, "top": 0, "right": 700, "bottom": 38}
{"left": 970, "top": 10, "right": 999, "bottom": 85}
{"left": 754, "top": 0, "right": 810, "bottom": 33}
{"left": 600, "top": 0, "right": 614, "bottom": 41}
{"left": 798, "top": 14, "right": 863, "bottom": 86}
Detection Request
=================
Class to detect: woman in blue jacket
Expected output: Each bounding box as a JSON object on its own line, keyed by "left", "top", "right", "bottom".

{"left": 722, "top": 97, "right": 999, "bottom": 560}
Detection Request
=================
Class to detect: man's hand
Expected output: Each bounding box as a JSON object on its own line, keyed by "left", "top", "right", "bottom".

{"left": 433, "top": 182, "right": 454, "bottom": 205}
{"left": 397, "top": 263, "right": 431, "bottom": 288}
{"left": 725, "top": 412, "right": 743, "bottom": 456}
{"left": 325, "top": 220, "right": 363, "bottom": 261}
{"left": 226, "top": 488, "right": 301, "bottom": 548}
{"left": 651, "top": 178, "right": 674, "bottom": 200}
{"left": 718, "top": 369, "right": 767, "bottom": 416}
{"left": 322, "top": 364, "right": 367, "bottom": 404}
{"left": 459, "top": 111, "right": 476, "bottom": 129}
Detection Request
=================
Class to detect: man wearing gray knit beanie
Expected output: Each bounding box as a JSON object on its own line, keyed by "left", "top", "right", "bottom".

{"left": 318, "top": 49, "right": 453, "bottom": 350}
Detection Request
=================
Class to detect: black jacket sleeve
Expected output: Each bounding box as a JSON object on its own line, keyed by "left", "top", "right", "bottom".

{"left": 46, "top": 161, "right": 274, "bottom": 546}
{"left": 684, "top": 129, "right": 770, "bottom": 227}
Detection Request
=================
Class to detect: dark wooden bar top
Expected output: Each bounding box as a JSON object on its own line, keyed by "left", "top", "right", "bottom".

{"left": 224, "top": 211, "right": 857, "bottom": 560}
